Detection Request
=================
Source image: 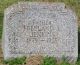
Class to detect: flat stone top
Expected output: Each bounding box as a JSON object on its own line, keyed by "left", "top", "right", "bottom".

{"left": 4, "top": 2, "right": 77, "bottom": 21}
{"left": 5, "top": 2, "right": 65, "bottom": 11}
{"left": 3, "top": 2, "right": 78, "bottom": 61}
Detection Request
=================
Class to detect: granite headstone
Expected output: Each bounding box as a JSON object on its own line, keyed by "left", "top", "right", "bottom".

{"left": 2, "top": 2, "right": 78, "bottom": 63}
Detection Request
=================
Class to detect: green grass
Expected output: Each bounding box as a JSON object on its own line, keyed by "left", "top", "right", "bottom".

{"left": 76, "top": 60, "right": 80, "bottom": 65}
{"left": 42, "top": 56, "right": 57, "bottom": 65}
{"left": 3, "top": 56, "right": 80, "bottom": 65}
{"left": 3, "top": 56, "right": 26, "bottom": 65}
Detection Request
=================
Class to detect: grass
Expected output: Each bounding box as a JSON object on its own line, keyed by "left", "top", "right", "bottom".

{"left": 42, "top": 56, "right": 57, "bottom": 65}
{"left": 3, "top": 56, "right": 80, "bottom": 65}
{"left": 3, "top": 56, "right": 26, "bottom": 65}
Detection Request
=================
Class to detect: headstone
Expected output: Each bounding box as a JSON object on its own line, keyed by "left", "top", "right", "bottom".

{"left": 2, "top": 2, "right": 78, "bottom": 63}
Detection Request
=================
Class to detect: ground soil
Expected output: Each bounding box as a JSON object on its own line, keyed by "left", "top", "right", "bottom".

{"left": 26, "top": 55, "right": 43, "bottom": 65}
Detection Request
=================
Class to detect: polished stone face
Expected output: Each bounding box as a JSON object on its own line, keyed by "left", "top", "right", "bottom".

{"left": 3, "top": 2, "right": 78, "bottom": 62}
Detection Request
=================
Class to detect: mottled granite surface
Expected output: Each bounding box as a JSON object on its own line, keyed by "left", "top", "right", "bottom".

{"left": 2, "top": 2, "right": 78, "bottom": 63}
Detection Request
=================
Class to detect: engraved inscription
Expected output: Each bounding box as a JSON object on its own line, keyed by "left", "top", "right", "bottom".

{"left": 3, "top": 2, "right": 78, "bottom": 62}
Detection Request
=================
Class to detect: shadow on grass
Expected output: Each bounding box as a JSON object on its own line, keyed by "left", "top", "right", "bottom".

{"left": 78, "top": 30, "right": 80, "bottom": 60}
